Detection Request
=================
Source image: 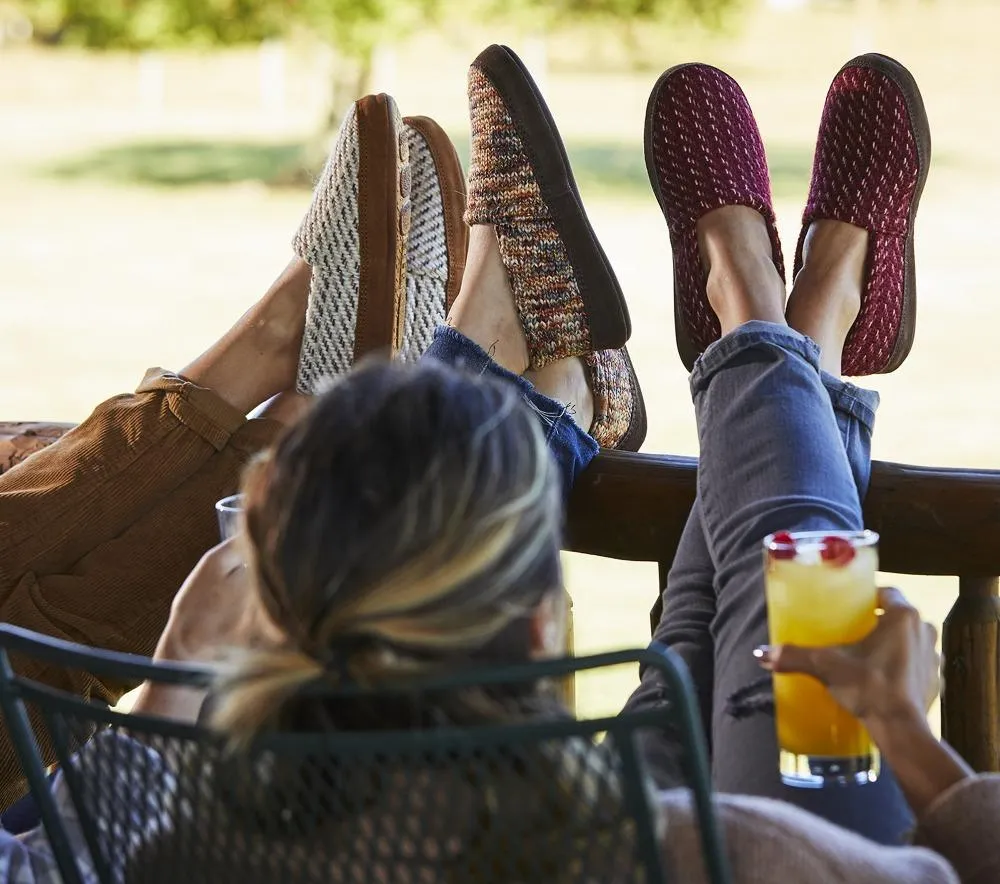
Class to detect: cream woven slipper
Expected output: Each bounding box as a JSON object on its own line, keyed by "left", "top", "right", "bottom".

{"left": 293, "top": 94, "right": 409, "bottom": 394}
{"left": 400, "top": 116, "right": 468, "bottom": 361}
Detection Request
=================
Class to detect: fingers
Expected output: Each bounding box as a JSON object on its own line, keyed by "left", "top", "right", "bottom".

{"left": 760, "top": 643, "right": 855, "bottom": 685}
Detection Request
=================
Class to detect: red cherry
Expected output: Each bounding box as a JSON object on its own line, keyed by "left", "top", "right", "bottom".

{"left": 769, "top": 531, "right": 796, "bottom": 560}
{"left": 820, "top": 536, "right": 856, "bottom": 566}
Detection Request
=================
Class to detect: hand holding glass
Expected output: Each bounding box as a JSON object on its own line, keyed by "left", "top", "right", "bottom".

{"left": 764, "top": 530, "right": 880, "bottom": 788}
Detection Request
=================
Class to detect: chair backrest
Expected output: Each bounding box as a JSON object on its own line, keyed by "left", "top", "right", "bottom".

{"left": 0, "top": 624, "right": 731, "bottom": 884}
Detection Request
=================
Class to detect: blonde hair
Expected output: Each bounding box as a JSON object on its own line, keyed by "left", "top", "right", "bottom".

{"left": 211, "top": 358, "right": 564, "bottom": 739}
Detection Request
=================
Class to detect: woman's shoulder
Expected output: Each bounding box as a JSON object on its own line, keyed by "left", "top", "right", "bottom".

{"left": 656, "top": 788, "right": 959, "bottom": 884}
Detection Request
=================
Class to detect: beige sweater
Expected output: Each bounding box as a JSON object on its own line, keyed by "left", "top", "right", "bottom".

{"left": 660, "top": 775, "right": 1000, "bottom": 883}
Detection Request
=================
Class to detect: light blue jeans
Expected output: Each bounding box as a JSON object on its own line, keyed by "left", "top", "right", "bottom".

{"left": 423, "top": 326, "right": 599, "bottom": 494}
{"left": 427, "top": 322, "right": 912, "bottom": 845}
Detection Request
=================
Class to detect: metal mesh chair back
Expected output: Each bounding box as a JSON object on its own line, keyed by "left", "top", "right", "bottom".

{"left": 0, "top": 625, "right": 730, "bottom": 884}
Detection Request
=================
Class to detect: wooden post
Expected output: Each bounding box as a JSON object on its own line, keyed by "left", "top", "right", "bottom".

{"left": 942, "top": 577, "right": 1000, "bottom": 771}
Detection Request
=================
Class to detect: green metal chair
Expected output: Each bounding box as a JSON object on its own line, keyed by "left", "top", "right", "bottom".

{"left": 0, "top": 624, "right": 731, "bottom": 884}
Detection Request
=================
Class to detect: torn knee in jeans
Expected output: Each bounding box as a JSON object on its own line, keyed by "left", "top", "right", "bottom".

{"left": 725, "top": 675, "right": 774, "bottom": 720}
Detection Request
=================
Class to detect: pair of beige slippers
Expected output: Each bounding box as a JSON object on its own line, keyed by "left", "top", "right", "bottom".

{"left": 293, "top": 99, "right": 467, "bottom": 388}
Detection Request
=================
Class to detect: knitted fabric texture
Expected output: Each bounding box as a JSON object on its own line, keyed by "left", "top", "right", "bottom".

{"left": 401, "top": 125, "right": 449, "bottom": 361}
{"left": 796, "top": 64, "right": 920, "bottom": 376}
{"left": 583, "top": 349, "right": 634, "bottom": 449}
{"left": 464, "top": 65, "right": 591, "bottom": 369}
{"left": 647, "top": 64, "right": 785, "bottom": 358}
{"left": 292, "top": 107, "right": 362, "bottom": 394}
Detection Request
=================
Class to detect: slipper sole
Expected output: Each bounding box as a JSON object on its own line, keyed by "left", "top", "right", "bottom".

{"left": 403, "top": 115, "right": 469, "bottom": 313}
{"left": 856, "top": 53, "right": 930, "bottom": 375}
{"left": 354, "top": 94, "right": 407, "bottom": 362}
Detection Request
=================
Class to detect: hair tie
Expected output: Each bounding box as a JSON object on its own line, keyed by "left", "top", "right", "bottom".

{"left": 319, "top": 646, "right": 354, "bottom": 684}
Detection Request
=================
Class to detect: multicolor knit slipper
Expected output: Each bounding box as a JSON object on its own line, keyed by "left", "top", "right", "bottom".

{"left": 293, "top": 94, "right": 409, "bottom": 394}
{"left": 466, "top": 44, "right": 631, "bottom": 370}
{"left": 645, "top": 63, "right": 785, "bottom": 371}
{"left": 399, "top": 115, "right": 468, "bottom": 361}
{"left": 583, "top": 347, "right": 646, "bottom": 451}
{"left": 795, "top": 54, "right": 930, "bottom": 376}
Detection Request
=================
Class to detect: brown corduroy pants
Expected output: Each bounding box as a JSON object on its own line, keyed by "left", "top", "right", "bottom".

{"left": 0, "top": 369, "right": 281, "bottom": 808}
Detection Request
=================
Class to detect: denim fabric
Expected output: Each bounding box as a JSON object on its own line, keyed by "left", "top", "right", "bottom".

{"left": 693, "top": 322, "right": 909, "bottom": 843}
{"left": 422, "top": 327, "right": 599, "bottom": 493}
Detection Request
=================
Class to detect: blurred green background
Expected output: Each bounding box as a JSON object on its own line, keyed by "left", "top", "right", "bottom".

{"left": 1, "top": 0, "right": 991, "bottom": 724}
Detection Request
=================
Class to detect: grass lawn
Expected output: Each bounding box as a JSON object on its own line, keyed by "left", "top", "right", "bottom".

{"left": 4, "top": 0, "right": 999, "bottom": 725}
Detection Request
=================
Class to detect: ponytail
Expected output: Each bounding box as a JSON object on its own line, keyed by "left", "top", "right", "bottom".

{"left": 211, "top": 647, "right": 325, "bottom": 746}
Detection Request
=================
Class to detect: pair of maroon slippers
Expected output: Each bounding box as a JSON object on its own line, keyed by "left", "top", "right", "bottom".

{"left": 646, "top": 55, "right": 931, "bottom": 377}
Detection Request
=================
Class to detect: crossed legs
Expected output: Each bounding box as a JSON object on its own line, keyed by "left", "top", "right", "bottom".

{"left": 625, "top": 210, "right": 913, "bottom": 844}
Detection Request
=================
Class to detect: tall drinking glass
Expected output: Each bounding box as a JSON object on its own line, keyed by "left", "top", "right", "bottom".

{"left": 764, "top": 529, "right": 880, "bottom": 788}
{"left": 215, "top": 494, "right": 244, "bottom": 541}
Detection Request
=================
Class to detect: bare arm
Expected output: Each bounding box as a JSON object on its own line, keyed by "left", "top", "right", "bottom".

{"left": 128, "top": 538, "right": 257, "bottom": 723}
{"left": 868, "top": 714, "right": 971, "bottom": 818}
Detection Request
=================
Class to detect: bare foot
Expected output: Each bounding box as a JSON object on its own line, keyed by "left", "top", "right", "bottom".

{"left": 181, "top": 257, "right": 311, "bottom": 414}
{"left": 698, "top": 206, "right": 786, "bottom": 334}
{"left": 446, "top": 225, "right": 530, "bottom": 375}
{"left": 785, "top": 220, "right": 867, "bottom": 375}
{"left": 525, "top": 357, "right": 594, "bottom": 435}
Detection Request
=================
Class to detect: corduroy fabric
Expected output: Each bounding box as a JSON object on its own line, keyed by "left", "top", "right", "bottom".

{"left": 401, "top": 125, "right": 449, "bottom": 361}
{"left": 293, "top": 108, "right": 363, "bottom": 394}
{"left": 464, "top": 66, "right": 591, "bottom": 369}
{"left": 796, "top": 63, "right": 921, "bottom": 376}
{"left": 582, "top": 350, "right": 635, "bottom": 450}
{"left": 646, "top": 64, "right": 785, "bottom": 361}
{"left": 0, "top": 371, "right": 281, "bottom": 809}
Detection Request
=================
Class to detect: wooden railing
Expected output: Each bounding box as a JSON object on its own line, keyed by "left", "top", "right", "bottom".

{"left": 4, "top": 424, "right": 999, "bottom": 771}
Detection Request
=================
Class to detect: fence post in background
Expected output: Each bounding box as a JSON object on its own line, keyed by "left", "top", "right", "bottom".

{"left": 942, "top": 577, "right": 1000, "bottom": 771}
{"left": 258, "top": 40, "right": 286, "bottom": 125}
{"left": 136, "top": 51, "right": 165, "bottom": 120}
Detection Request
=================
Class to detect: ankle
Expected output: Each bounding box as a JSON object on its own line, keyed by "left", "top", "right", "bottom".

{"left": 446, "top": 225, "right": 529, "bottom": 375}
{"left": 697, "top": 206, "right": 785, "bottom": 334}
{"left": 785, "top": 220, "right": 867, "bottom": 368}
{"left": 526, "top": 357, "right": 594, "bottom": 434}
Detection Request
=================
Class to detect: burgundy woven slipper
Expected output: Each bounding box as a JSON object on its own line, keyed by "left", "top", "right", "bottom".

{"left": 645, "top": 64, "right": 785, "bottom": 371}
{"left": 466, "top": 44, "right": 631, "bottom": 369}
{"left": 583, "top": 347, "right": 646, "bottom": 451}
{"left": 795, "top": 54, "right": 930, "bottom": 376}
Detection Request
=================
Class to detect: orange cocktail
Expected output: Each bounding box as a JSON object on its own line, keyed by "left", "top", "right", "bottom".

{"left": 764, "top": 530, "right": 880, "bottom": 787}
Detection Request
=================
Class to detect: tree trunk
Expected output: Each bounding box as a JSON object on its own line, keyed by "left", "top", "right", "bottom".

{"left": 277, "top": 49, "right": 373, "bottom": 187}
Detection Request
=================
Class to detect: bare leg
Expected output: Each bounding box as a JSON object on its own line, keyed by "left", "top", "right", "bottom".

{"left": 180, "top": 257, "right": 311, "bottom": 414}
{"left": 785, "top": 220, "right": 868, "bottom": 375}
{"left": 447, "top": 224, "right": 594, "bottom": 431}
{"left": 700, "top": 206, "right": 786, "bottom": 334}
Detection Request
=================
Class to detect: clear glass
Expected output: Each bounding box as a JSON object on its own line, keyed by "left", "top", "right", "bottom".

{"left": 763, "top": 529, "right": 881, "bottom": 788}
{"left": 215, "top": 493, "right": 244, "bottom": 541}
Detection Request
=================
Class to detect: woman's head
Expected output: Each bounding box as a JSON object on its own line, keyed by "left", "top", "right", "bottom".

{"left": 214, "top": 358, "right": 566, "bottom": 737}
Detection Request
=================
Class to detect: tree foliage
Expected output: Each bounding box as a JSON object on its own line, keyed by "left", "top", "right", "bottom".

{"left": 19, "top": 0, "right": 738, "bottom": 53}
